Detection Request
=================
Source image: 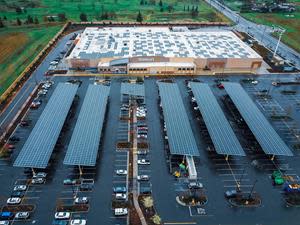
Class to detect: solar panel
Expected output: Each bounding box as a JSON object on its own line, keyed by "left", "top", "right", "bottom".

{"left": 190, "top": 83, "right": 245, "bottom": 156}
{"left": 121, "top": 83, "right": 145, "bottom": 97}
{"left": 158, "top": 82, "right": 199, "bottom": 156}
{"left": 14, "top": 83, "right": 78, "bottom": 168}
{"left": 223, "top": 82, "right": 293, "bottom": 156}
{"left": 64, "top": 85, "right": 110, "bottom": 166}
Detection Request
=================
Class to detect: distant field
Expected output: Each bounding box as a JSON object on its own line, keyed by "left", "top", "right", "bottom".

{"left": 0, "top": 0, "right": 229, "bottom": 22}
{"left": 0, "top": 24, "right": 62, "bottom": 95}
{"left": 223, "top": 0, "right": 300, "bottom": 53}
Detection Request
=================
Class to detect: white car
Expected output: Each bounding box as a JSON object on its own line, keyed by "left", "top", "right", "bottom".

{"left": 74, "top": 197, "right": 88, "bottom": 204}
{"left": 116, "top": 170, "right": 127, "bottom": 175}
{"left": 137, "top": 175, "right": 149, "bottom": 181}
{"left": 70, "top": 219, "right": 87, "bottom": 225}
{"left": 15, "top": 212, "right": 30, "bottom": 219}
{"left": 13, "top": 185, "right": 27, "bottom": 191}
{"left": 7, "top": 197, "right": 21, "bottom": 205}
{"left": 54, "top": 212, "right": 70, "bottom": 220}
{"left": 114, "top": 208, "right": 128, "bottom": 216}
{"left": 31, "top": 178, "right": 45, "bottom": 184}
{"left": 33, "top": 172, "right": 47, "bottom": 178}
{"left": 137, "top": 159, "right": 150, "bottom": 165}
{"left": 251, "top": 80, "right": 258, "bottom": 85}
{"left": 115, "top": 193, "right": 127, "bottom": 200}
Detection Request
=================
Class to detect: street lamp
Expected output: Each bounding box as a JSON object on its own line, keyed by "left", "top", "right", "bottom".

{"left": 272, "top": 25, "right": 286, "bottom": 58}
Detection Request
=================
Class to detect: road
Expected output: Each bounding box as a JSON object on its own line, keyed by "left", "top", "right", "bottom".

{"left": 0, "top": 32, "right": 77, "bottom": 134}
{"left": 205, "top": 0, "right": 300, "bottom": 68}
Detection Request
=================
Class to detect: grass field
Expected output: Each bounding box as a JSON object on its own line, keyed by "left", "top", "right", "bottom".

{"left": 223, "top": 0, "right": 300, "bottom": 53}
{"left": 0, "top": 0, "right": 229, "bottom": 96}
{"left": 0, "top": 24, "right": 62, "bottom": 95}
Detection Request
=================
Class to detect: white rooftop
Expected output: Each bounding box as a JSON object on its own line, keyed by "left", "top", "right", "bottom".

{"left": 68, "top": 27, "right": 261, "bottom": 60}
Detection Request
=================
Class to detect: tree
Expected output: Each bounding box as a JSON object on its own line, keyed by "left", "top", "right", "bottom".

{"left": 140, "top": 0, "right": 144, "bottom": 5}
{"left": 3, "top": 16, "right": 7, "bottom": 20}
{"left": 0, "top": 19, "right": 4, "bottom": 28}
{"left": 167, "top": 4, "right": 174, "bottom": 12}
{"left": 160, "top": 7, "right": 164, "bottom": 12}
{"left": 58, "top": 13, "right": 67, "bottom": 21}
{"left": 159, "top": 0, "right": 163, "bottom": 7}
{"left": 80, "top": 13, "right": 88, "bottom": 21}
{"left": 16, "top": 7, "right": 22, "bottom": 14}
{"left": 187, "top": 5, "right": 190, "bottom": 11}
{"left": 136, "top": 11, "right": 143, "bottom": 22}
{"left": 27, "top": 15, "right": 33, "bottom": 23}
{"left": 17, "top": 18, "right": 22, "bottom": 26}
{"left": 184, "top": 5, "right": 186, "bottom": 11}
{"left": 34, "top": 16, "right": 39, "bottom": 24}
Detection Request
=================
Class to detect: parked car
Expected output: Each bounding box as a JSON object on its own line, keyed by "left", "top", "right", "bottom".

{"left": 137, "top": 150, "right": 148, "bottom": 155}
{"left": 137, "top": 159, "right": 150, "bottom": 165}
{"left": 0, "top": 212, "right": 14, "bottom": 220}
{"left": 54, "top": 212, "right": 70, "bottom": 220}
{"left": 137, "top": 175, "right": 149, "bottom": 181}
{"left": 63, "top": 179, "right": 77, "bottom": 185}
{"left": 188, "top": 182, "right": 203, "bottom": 189}
{"left": 74, "top": 197, "right": 88, "bottom": 204}
{"left": 15, "top": 212, "right": 30, "bottom": 219}
{"left": 79, "top": 183, "right": 93, "bottom": 191}
{"left": 20, "top": 120, "right": 30, "bottom": 127}
{"left": 113, "top": 187, "right": 127, "bottom": 193}
{"left": 52, "top": 220, "right": 68, "bottom": 225}
{"left": 115, "top": 193, "right": 127, "bottom": 200}
{"left": 0, "top": 221, "right": 10, "bottom": 225}
{"left": 11, "top": 191, "right": 25, "bottom": 198}
{"left": 70, "top": 219, "right": 87, "bottom": 225}
{"left": 31, "top": 178, "right": 45, "bottom": 184}
{"left": 33, "top": 172, "right": 47, "bottom": 179}
{"left": 224, "top": 190, "right": 238, "bottom": 199}
{"left": 9, "top": 136, "right": 20, "bottom": 142}
{"left": 114, "top": 208, "right": 128, "bottom": 216}
{"left": 7, "top": 197, "right": 21, "bottom": 205}
{"left": 116, "top": 170, "right": 127, "bottom": 175}
{"left": 13, "top": 185, "right": 27, "bottom": 191}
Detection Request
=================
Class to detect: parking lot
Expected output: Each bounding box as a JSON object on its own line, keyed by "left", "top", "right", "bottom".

{"left": 1, "top": 74, "right": 300, "bottom": 225}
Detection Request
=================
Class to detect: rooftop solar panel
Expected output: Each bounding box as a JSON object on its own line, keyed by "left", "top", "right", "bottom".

{"left": 190, "top": 83, "right": 245, "bottom": 156}
{"left": 14, "top": 83, "right": 78, "bottom": 168}
{"left": 121, "top": 83, "right": 145, "bottom": 97}
{"left": 158, "top": 82, "right": 199, "bottom": 156}
{"left": 223, "top": 82, "right": 293, "bottom": 156}
{"left": 63, "top": 85, "right": 110, "bottom": 166}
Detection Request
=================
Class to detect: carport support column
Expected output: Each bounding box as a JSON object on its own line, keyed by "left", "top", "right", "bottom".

{"left": 271, "top": 155, "right": 275, "bottom": 161}
{"left": 225, "top": 155, "right": 229, "bottom": 161}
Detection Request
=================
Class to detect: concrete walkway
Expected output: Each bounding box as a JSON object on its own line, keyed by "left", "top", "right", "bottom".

{"left": 131, "top": 105, "right": 147, "bottom": 225}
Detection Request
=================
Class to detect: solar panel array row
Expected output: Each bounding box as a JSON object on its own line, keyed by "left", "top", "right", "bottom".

{"left": 14, "top": 83, "right": 78, "bottom": 168}
{"left": 63, "top": 85, "right": 110, "bottom": 166}
{"left": 158, "top": 82, "right": 199, "bottom": 156}
{"left": 121, "top": 83, "right": 145, "bottom": 97}
{"left": 223, "top": 82, "right": 293, "bottom": 156}
{"left": 190, "top": 82, "right": 245, "bottom": 156}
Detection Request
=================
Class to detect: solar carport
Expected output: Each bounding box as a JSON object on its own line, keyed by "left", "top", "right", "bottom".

{"left": 121, "top": 83, "right": 145, "bottom": 97}
{"left": 190, "top": 82, "right": 245, "bottom": 157}
{"left": 223, "top": 82, "right": 293, "bottom": 157}
{"left": 14, "top": 83, "right": 78, "bottom": 168}
{"left": 64, "top": 84, "right": 110, "bottom": 169}
{"left": 158, "top": 82, "right": 199, "bottom": 179}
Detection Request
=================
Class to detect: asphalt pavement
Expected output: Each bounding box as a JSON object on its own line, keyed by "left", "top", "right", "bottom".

{"left": 205, "top": 0, "right": 300, "bottom": 68}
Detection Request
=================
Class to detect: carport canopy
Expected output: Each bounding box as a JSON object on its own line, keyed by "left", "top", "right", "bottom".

{"left": 14, "top": 83, "right": 78, "bottom": 168}
{"left": 158, "top": 82, "right": 199, "bottom": 157}
{"left": 190, "top": 82, "right": 245, "bottom": 156}
{"left": 223, "top": 82, "right": 293, "bottom": 156}
{"left": 63, "top": 84, "right": 110, "bottom": 166}
{"left": 121, "top": 82, "right": 145, "bottom": 97}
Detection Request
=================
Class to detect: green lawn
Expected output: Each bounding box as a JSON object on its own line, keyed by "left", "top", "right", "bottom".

{"left": 0, "top": 24, "right": 62, "bottom": 95}
{"left": 223, "top": 0, "right": 300, "bottom": 53}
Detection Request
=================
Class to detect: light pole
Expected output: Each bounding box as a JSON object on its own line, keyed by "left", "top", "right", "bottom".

{"left": 272, "top": 26, "right": 286, "bottom": 58}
